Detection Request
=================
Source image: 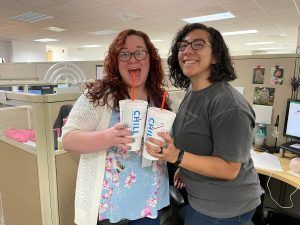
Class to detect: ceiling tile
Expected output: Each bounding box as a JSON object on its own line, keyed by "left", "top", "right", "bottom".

{"left": 0, "top": 0, "right": 299, "bottom": 56}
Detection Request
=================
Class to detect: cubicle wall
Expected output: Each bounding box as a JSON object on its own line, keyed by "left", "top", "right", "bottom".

{"left": 0, "top": 92, "right": 81, "bottom": 225}
{"left": 0, "top": 106, "right": 33, "bottom": 130}
{"left": 55, "top": 153, "right": 79, "bottom": 225}
{"left": 0, "top": 61, "right": 103, "bottom": 82}
{"left": 230, "top": 54, "right": 300, "bottom": 219}
{"left": 0, "top": 142, "right": 42, "bottom": 225}
{"left": 0, "top": 63, "right": 37, "bottom": 80}
{"left": 231, "top": 54, "right": 298, "bottom": 146}
{"left": 43, "top": 96, "right": 80, "bottom": 225}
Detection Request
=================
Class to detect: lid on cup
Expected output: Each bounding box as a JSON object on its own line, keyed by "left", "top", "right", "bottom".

{"left": 119, "top": 99, "right": 148, "bottom": 105}
{"left": 148, "top": 107, "right": 176, "bottom": 116}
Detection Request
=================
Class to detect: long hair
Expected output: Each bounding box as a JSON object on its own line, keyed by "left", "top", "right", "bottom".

{"left": 85, "top": 29, "right": 170, "bottom": 110}
{"left": 167, "top": 23, "right": 236, "bottom": 89}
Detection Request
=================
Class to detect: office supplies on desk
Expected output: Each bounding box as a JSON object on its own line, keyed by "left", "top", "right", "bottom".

{"left": 268, "top": 115, "right": 280, "bottom": 153}
{"left": 250, "top": 149, "right": 283, "bottom": 171}
{"left": 280, "top": 141, "right": 300, "bottom": 157}
{"left": 290, "top": 157, "right": 300, "bottom": 173}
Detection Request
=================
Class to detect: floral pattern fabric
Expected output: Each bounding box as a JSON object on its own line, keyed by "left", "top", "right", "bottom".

{"left": 98, "top": 110, "right": 169, "bottom": 223}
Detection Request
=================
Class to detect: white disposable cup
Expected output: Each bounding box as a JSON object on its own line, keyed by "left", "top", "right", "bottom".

{"left": 254, "top": 135, "right": 264, "bottom": 149}
{"left": 119, "top": 99, "right": 148, "bottom": 151}
{"left": 143, "top": 107, "right": 176, "bottom": 160}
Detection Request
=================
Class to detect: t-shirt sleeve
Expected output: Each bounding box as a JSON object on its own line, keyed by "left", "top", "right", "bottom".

{"left": 61, "top": 93, "right": 100, "bottom": 138}
{"left": 210, "top": 109, "right": 253, "bottom": 162}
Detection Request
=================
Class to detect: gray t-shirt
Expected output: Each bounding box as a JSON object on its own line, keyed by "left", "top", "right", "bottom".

{"left": 173, "top": 81, "right": 263, "bottom": 218}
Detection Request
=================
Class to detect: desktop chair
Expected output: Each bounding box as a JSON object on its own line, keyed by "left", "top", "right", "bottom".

{"left": 162, "top": 163, "right": 188, "bottom": 225}
{"left": 53, "top": 104, "right": 73, "bottom": 149}
{"left": 53, "top": 104, "right": 73, "bottom": 130}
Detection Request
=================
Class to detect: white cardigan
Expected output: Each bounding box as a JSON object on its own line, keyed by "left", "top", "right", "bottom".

{"left": 62, "top": 93, "right": 112, "bottom": 225}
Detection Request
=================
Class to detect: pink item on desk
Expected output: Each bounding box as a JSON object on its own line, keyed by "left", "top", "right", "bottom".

{"left": 290, "top": 157, "right": 300, "bottom": 173}
{"left": 4, "top": 128, "right": 36, "bottom": 143}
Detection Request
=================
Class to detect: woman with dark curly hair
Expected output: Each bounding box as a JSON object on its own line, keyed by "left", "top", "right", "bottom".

{"left": 62, "top": 29, "right": 170, "bottom": 225}
{"left": 145, "top": 23, "right": 262, "bottom": 225}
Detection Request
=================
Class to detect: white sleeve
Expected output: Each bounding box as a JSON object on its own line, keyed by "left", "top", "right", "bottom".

{"left": 61, "top": 93, "right": 101, "bottom": 138}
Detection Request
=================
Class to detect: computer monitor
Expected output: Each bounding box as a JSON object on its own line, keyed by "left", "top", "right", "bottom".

{"left": 283, "top": 99, "right": 300, "bottom": 139}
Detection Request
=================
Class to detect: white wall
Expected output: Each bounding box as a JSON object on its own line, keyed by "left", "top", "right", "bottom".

{"left": 67, "top": 47, "right": 108, "bottom": 61}
{"left": 19, "top": 42, "right": 168, "bottom": 62}
{"left": 0, "top": 40, "right": 12, "bottom": 63}
{"left": 47, "top": 46, "right": 108, "bottom": 61}
{"left": 46, "top": 45, "right": 69, "bottom": 61}
{"left": 11, "top": 41, "right": 46, "bottom": 62}
{"left": 298, "top": 24, "right": 300, "bottom": 48}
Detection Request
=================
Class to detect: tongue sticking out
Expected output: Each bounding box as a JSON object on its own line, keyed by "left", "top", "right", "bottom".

{"left": 129, "top": 68, "right": 140, "bottom": 77}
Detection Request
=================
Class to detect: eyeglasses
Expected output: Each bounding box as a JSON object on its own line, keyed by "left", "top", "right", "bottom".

{"left": 176, "top": 39, "right": 212, "bottom": 51}
{"left": 118, "top": 50, "right": 148, "bottom": 62}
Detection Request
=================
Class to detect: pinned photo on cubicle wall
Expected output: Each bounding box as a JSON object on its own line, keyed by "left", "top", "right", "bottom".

{"left": 253, "top": 87, "right": 275, "bottom": 106}
{"left": 252, "top": 66, "right": 265, "bottom": 84}
{"left": 270, "top": 66, "right": 284, "bottom": 85}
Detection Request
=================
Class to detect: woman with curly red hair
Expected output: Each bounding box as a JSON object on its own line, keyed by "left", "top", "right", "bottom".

{"left": 62, "top": 29, "right": 170, "bottom": 225}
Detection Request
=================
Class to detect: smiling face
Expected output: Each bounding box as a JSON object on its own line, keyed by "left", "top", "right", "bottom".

{"left": 274, "top": 69, "right": 283, "bottom": 78}
{"left": 178, "top": 29, "right": 216, "bottom": 83}
{"left": 118, "top": 35, "right": 150, "bottom": 90}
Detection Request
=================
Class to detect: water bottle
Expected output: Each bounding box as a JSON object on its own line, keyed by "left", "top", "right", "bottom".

{"left": 255, "top": 124, "right": 267, "bottom": 149}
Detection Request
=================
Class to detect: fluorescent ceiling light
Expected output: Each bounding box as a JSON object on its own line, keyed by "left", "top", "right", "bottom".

{"left": 10, "top": 12, "right": 53, "bottom": 23}
{"left": 151, "top": 39, "right": 163, "bottom": 42}
{"left": 222, "top": 30, "right": 258, "bottom": 36}
{"left": 88, "top": 30, "right": 118, "bottom": 36}
{"left": 34, "top": 38, "right": 58, "bottom": 43}
{"left": 245, "top": 41, "right": 274, "bottom": 45}
{"left": 44, "top": 26, "right": 66, "bottom": 32}
{"left": 265, "top": 51, "right": 290, "bottom": 54}
{"left": 258, "top": 47, "right": 283, "bottom": 50}
{"left": 81, "top": 45, "right": 102, "bottom": 48}
{"left": 182, "top": 12, "right": 235, "bottom": 23}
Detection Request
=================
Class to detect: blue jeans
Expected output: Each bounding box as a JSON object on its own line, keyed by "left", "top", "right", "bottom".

{"left": 128, "top": 217, "right": 160, "bottom": 225}
{"left": 97, "top": 216, "right": 160, "bottom": 225}
{"left": 182, "top": 204, "right": 255, "bottom": 225}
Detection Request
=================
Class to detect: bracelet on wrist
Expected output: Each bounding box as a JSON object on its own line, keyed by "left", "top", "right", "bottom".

{"left": 174, "top": 149, "right": 184, "bottom": 166}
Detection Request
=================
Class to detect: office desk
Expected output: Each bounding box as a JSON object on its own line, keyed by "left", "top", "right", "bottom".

{"left": 255, "top": 152, "right": 300, "bottom": 189}
{"left": 252, "top": 151, "right": 300, "bottom": 225}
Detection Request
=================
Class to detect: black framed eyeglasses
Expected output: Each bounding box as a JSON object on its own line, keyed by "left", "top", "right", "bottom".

{"left": 118, "top": 50, "right": 148, "bottom": 62}
{"left": 176, "top": 39, "right": 212, "bottom": 51}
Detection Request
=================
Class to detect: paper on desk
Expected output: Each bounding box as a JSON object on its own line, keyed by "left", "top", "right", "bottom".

{"left": 250, "top": 149, "right": 283, "bottom": 171}
{"left": 23, "top": 140, "right": 36, "bottom": 148}
{"left": 290, "top": 143, "right": 300, "bottom": 149}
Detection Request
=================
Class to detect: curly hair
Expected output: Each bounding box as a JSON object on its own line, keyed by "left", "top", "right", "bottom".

{"left": 85, "top": 29, "right": 170, "bottom": 110}
{"left": 167, "top": 23, "right": 236, "bottom": 89}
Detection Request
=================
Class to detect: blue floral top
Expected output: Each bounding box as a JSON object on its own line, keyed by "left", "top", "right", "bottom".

{"left": 98, "top": 110, "right": 169, "bottom": 223}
